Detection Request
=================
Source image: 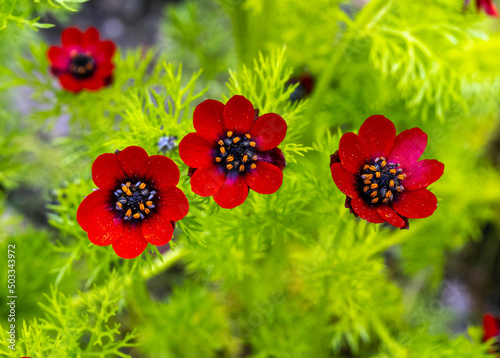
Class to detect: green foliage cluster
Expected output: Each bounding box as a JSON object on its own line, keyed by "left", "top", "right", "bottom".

{"left": 1, "top": 0, "right": 500, "bottom": 357}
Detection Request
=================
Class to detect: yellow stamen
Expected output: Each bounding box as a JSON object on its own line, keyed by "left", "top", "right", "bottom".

{"left": 139, "top": 183, "right": 146, "bottom": 189}
{"left": 146, "top": 201, "right": 153, "bottom": 207}
{"left": 85, "top": 63, "right": 94, "bottom": 71}
{"left": 218, "top": 140, "right": 224, "bottom": 146}
{"left": 145, "top": 208, "right": 150, "bottom": 214}
{"left": 215, "top": 157, "right": 222, "bottom": 162}
{"left": 363, "top": 186, "right": 369, "bottom": 193}
{"left": 382, "top": 198, "right": 389, "bottom": 203}
{"left": 250, "top": 163, "right": 257, "bottom": 169}
{"left": 139, "top": 203, "right": 145, "bottom": 211}
{"left": 249, "top": 141, "right": 256, "bottom": 147}
{"left": 245, "top": 134, "right": 251, "bottom": 139}
{"left": 220, "top": 147, "right": 225, "bottom": 154}
{"left": 369, "top": 165, "right": 377, "bottom": 171}
{"left": 233, "top": 137, "right": 241, "bottom": 144}
{"left": 77, "top": 66, "right": 85, "bottom": 74}
{"left": 116, "top": 202, "right": 122, "bottom": 208}
{"left": 363, "top": 179, "right": 371, "bottom": 185}
{"left": 396, "top": 186, "right": 402, "bottom": 192}
{"left": 389, "top": 180, "right": 395, "bottom": 187}
{"left": 363, "top": 165, "right": 370, "bottom": 170}
{"left": 381, "top": 161, "right": 387, "bottom": 167}
{"left": 362, "top": 174, "right": 373, "bottom": 180}
{"left": 226, "top": 156, "right": 234, "bottom": 162}
{"left": 252, "top": 155, "right": 258, "bottom": 160}
{"left": 386, "top": 190, "right": 392, "bottom": 198}
{"left": 126, "top": 182, "right": 131, "bottom": 188}
{"left": 390, "top": 169, "right": 396, "bottom": 174}
{"left": 372, "top": 197, "right": 379, "bottom": 203}
{"left": 122, "top": 185, "right": 127, "bottom": 192}
{"left": 375, "top": 172, "right": 381, "bottom": 178}
{"left": 125, "top": 209, "right": 132, "bottom": 217}
{"left": 371, "top": 191, "right": 378, "bottom": 197}
{"left": 239, "top": 165, "right": 245, "bottom": 172}
{"left": 242, "top": 155, "right": 248, "bottom": 162}
{"left": 133, "top": 213, "right": 141, "bottom": 219}
{"left": 397, "top": 174, "right": 406, "bottom": 180}
{"left": 227, "top": 131, "right": 233, "bottom": 137}
{"left": 226, "top": 164, "right": 233, "bottom": 170}
{"left": 370, "top": 183, "right": 378, "bottom": 189}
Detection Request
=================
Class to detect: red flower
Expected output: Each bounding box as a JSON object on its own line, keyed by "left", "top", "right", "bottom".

{"left": 179, "top": 95, "right": 287, "bottom": 209}
{"left": 77, "top": 146, "right": 189, "bottom": 259}
{"left": 48, "top": 27, "right": 116, "bottom": 93}
{"left": 477, "top": 0, "right": 498, "bottom": 16}
{"left": 330, "top": 115, "right": 444, "bottom": 229}
{"left": 483, "top": 314, "right": 500, "bottom": 354}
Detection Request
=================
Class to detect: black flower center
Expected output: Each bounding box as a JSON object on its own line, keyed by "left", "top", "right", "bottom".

{"left": 113, "top": 181, "right": 157, "bottom": 221}
{"left": 215, "top": 131, "right": 258, "bottom": 173}
{"left": 358, "top": 157, "right": 406, "bottom": 205}
{"left": 69, "top": 50, "right": 96, "bottom": 79}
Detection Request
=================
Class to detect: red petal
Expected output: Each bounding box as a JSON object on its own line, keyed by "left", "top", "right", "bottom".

{"left": 141, "top": 214, "right": 174, "bottom": 246}
{"left": 193, "top": 99, "right": 225, "bottom": 141}
{"left": 244, "top": 161, "right": 283, "bottom": 194}
{"left": 338, "top": 132, "right": 367, "bottom": 174}
{"left": 358, "top": 115, "right": 396, "bottom": 160}
{"left": 179, "top": 133, "right": 216, "bottom": 168}
{"left": 94, "top": 61, "right": 114, "bottom": 77}
{"left": 146, "top": 155, "right": 180, "bottom": 188}
{"left": 118, "top": 146, "right": 151, "bottom": 180}
{"left": 483, "top": 314, "right": 500, "bottom": 341}
{"left": 94, "top": 41, "right": 116, "bottom": 62}
{"left": 330, "top": 163, "right": 358, "bottom": 198}
{"left": 190, "top": 164, "right": 225, "bottom": 197}
{"left": 92, "top": 152, "right": 125, "bottom": 190}
{"left": 82, "top": 27, "right": 100, "bottom": 47}
{"left": 79, "top": 76, "right": 107, "bottom": 91}
{"left": 257, "top": 147, "right": 287, "bottom": 170}
{"left": 478, "top": 0, "right": 499, "bottom": 15}
{"left": 157, "top": 186, "right": 189, "bottom": 221}
{"left": 77, "top": 189, "right": 111, "bottom": 231}
{"left": 388, "top": 128, "right": 427, "bottom": 169}
{"left": 223, "top": 95, "right": 255, "bottom": 133}
{"left": 403, "top": 160, "right": 444, "bottom": 191}
{"left": 59, "top": 74, "right": 83, "bottom": 93}
{"left": 213, "top": 175, "right": 249, "bottom": 209}
{"left": 48, "top": 46, "right": 69, "bottom": 70}
{"left": 350, "top": 198, "right": 385, "bottom": 223}
{"left": 249, "top": 113, "right": 287, "bottom": 151}
{"left": 61, "top": 27, "right": 83, "bottom": 47}
{"left": 391, "top": 189, "right": 438, "bottom": 219}
{"left": 376, "top": 205, "right": 406, "bottom": 228}
{"left": 112, "top": 223, "right": 148, "bottom": 259}
{"left": 87, "top": 210, "right": 124, "bottom": 246}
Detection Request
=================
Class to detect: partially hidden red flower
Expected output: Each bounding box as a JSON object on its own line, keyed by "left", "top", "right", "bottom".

{"left": 330, "top": 115, "right": 444, "bottom": 229}
{"left": 483, "top": 314, "right": 500, "bottom": 354}
{"left": 477, "top": 0, "right": 499, "bottom": 16}
{"left": 48, "top": 27, "right": 116, "bottom": 93}
{"left": 179, "top": 95, "right": 287, "bottom": 209}
{"left": 77, "top": 146, "right": 189, "bottom": 259}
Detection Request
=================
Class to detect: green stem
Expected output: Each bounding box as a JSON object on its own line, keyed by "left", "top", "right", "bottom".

{"left": 302, "top": 0, "right": 391, "bottom": 144}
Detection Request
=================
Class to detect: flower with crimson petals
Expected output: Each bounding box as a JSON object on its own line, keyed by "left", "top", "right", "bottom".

{"left": 465, "top": 0, "right": 498, "bottom": 16}
{"left": 77, "top": 146, "right": 189, "bottom": 259}
{"left": 48, "top": 27, "right": 116, "bottom": 93}
{"left": 330, "top": 115, "right": 444, "bottom": 229}
{"left": 483, "top": 314, "right": 500, "bottom": 355}
{"left": 179, "top": 95, "right": 287, "bottom": 209}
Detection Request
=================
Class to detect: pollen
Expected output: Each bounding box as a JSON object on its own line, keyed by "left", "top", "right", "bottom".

{"left": 245, "top": 134, "right": 251, "bottom": 138}
{"left": 227, "top": 131, "right": 233, "bottom": 137}
{"left": 215, "top": 157, "right": 222, "bottom": 162}
{"left": 389, "top": 180, "right": 395, "bottom": 187}
{"left": 239, "top": 165, "right": 245, "bottom": 172}
{"left": 371, "top": 191, "right": 378, "bottom": 197}
{"left": 226, "top": 156, "right": 234, "bottom": 162}
{"left": 139, "top": 183, "right": 146, "bottom": 189}
{"left": 233, "top": 137, "right": 241, "bottom": 143}
{"left": 133, "top": 213, "right": 141, "bottom": 219}
{"left": 242, "top": 155, "right": 248, "bottom": 162}
{"left": 226, "top": 164, "right": 233, "bottom": 170}
{"left": 251, "top": 163, "right": 257, "bottom": 169}
{"left": 369, "top": 165, "right": 377, "bottom": 171}
{"left": 363, "top": 179, "right": 371, "bottom": 185}
{"left": 375, "top": 172, "right": 381, "bottom": 178}
{"left": 218, "top": 140, "right": 224, "bottom": 146}
{"left": 139, "top": 203, "right": 145, "bottom": 211}
{"left": 381, "top": 161, "right": 387, "bottom": 167}
{"left": 372, "top": 197, "right": 379, "bottom": 203}
{"left": 397, "top": 174, "right": 406, "bottom": 180}
{"left": 145, "top": 208, "right": 150, "bottom": 214}
{"left": 250, "top": 141, "right": 256, "bottom": 147}
{"left": 146, "top": 201, "right": 153, "bottom": 207}
{"left": 390, "top": 169, "right": 396, "bottom": 174}
{"left": 220, "top": 147, "right": 226, "bottom": 154}
{"left": 126, "top": 209, "right": 132, "bottom": 217}
{"left": 370, "top": 183, "right": 378, "bottom": 189}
